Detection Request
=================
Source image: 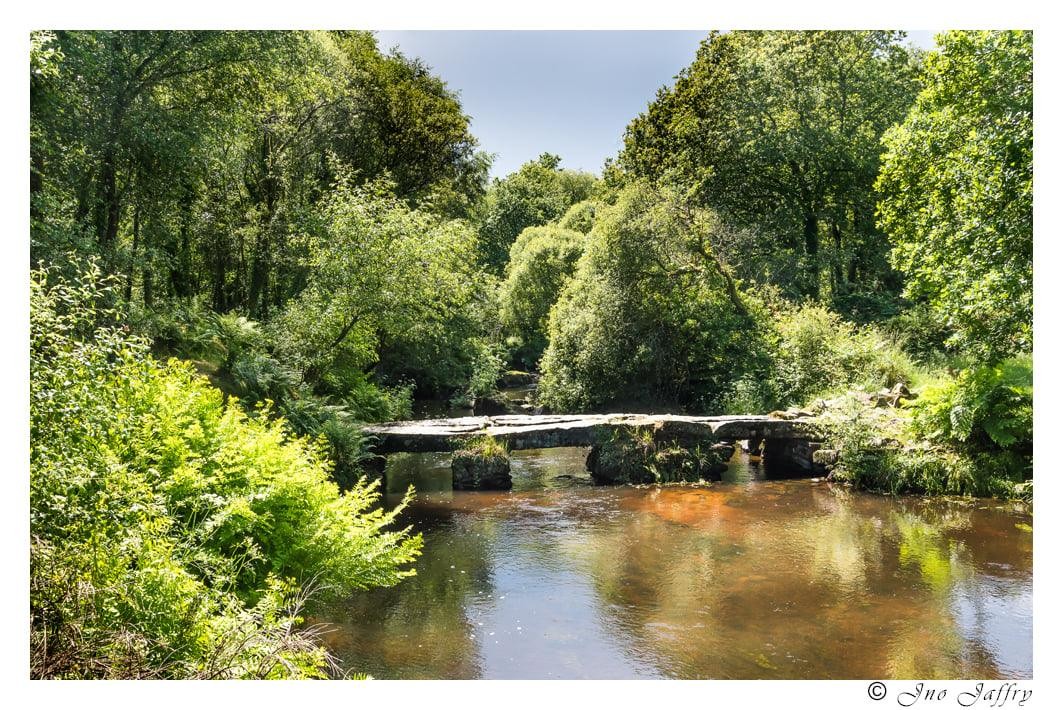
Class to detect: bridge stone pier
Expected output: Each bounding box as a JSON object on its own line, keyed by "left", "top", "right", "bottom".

{"left": 363, "top": 413, "right": 826, "bottom": 488}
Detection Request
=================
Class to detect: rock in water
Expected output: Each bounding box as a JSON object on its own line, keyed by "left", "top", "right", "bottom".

{"left": 585, "top": 428, "right": 726, "bottom": 485}
{"left": 452, "top": 450, "right": 512, "bottom": 490}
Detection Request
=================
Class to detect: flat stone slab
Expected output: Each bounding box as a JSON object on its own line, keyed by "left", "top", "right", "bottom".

{"left": 363, "top": 413, "right": 822, "bottom": 453}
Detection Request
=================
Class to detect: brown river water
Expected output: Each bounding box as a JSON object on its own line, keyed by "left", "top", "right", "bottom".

{"left": 318, "top": 446, "right": 1033, "bottom": 679}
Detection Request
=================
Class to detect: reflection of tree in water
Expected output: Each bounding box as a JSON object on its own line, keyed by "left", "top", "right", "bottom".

{"left": 581, "top": 483, "right": 1023, "bottom": 678}
{"left": 315, "top": 470, "right": 1030, "bottom": 680}
{"left": 316, "top": 506, "right": 501, "bottom": 679}
{"left": 384, "top": 452, "right": 453, "bottom": 494}
{"left": 509, "top": 447, "right": 595, "bottom": 491}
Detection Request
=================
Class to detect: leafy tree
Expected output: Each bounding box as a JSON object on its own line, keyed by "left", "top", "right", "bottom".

{"left": 538, "top": 183, "right": 767, "bottom": 412}
{"left": 475, "top": 153, "right": 598, "bottom": 271}
{"left": 619, "top": 31, "right": 922, "bottom": 301}
{"left": 30, "top": 31, "right": 291, "bottom": 262}
{"left": 328, "top": 32, "right": 491, "bottom": 217}
{"left": 31, "top": 31, "right": 491, "bottom": 318}
{"left": 557, "top": 199, "right": 601, "bottom": 234}
{"left": 31, "top": 30, "right": 500, "bottom": 409}
{"left": 876, "top": 31, "right": 1032, "bottom": 359}
{"left": 499, "top": 225, "right": 587, "bottom": 369}
{"left": 768, "top": 302, "right": 917, "bottom": 407}
{"left": 272, "top": 175, "right": 498, "bottom": 399}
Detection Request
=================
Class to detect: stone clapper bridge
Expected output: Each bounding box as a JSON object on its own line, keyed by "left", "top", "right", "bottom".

{"left": 363, "top": 412, "right": 828, "bottom": 490}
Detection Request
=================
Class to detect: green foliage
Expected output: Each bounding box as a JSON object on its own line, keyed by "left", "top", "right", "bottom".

{"left": 557, "top": 199, "right": 601, "bottom": 234}
{"left": 328, "top": 32, "right": 491, "bottom": 216}
{"left": 499, "top": 225, "right": 586, "bottom": 369}
{"left": 30, "top": 31, "right": 64, "bottom": 79}
{"left": 882, "top": 301, "right": 956, "bottom": 364}
{"left": 876, "top": 31, "right": 1032, "bottom": 360}
{"left": 768, "top": 302, "right": 919, "bottom": 407}
{"left": 910, "top": 357, "right": 1033, "bottom": 452}
{"left": 619, "top": 30, "right": 921, "bottom": 300}
{"left": 210, "top": 313, "right": 266, "bottom": 369}
{"left": 31, "top": 262, "right": 422, "bottom": 678}
{"left": 831, "top": 435, "right": 1024, "bottom": 499}
{"left": 823, "top": 384, "right": 1029, "bottom": 498}
{"left": 273, "top": 174, "right": 496, "bottom": 400}
{"left": 830, "top": 289, "right": 906, "bottom": 325}
{"left": 539, "top": 183, "right": 768, "bottom": 412}
{"left": 475, "top": 153, "right": 599, "bottom": 271}
{"left": 129, "top": 293, "right": 411, "bottom": 486}
{"left": 836, "top": 445, "right": 983, "bottom": 497}
{"left": 720, "top": 376, "right": 780, "bottom": 416}
{"left": 31, "top": 30, "right": 489, "bottom": 318}
{"left": 824, "top": 396, "right": 981, "bottom": 496}
{"left": 454, "top": 339, "right": 506, "bottom": 405}
{"left": 457, "top": 435, "right": 509, "bottom": 458}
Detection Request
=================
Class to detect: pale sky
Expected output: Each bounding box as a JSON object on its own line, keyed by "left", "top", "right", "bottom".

{"left": 375, "top": 30, "right": 938, "bottom": 179}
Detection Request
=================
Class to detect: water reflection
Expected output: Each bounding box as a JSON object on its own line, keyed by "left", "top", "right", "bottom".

{"left": 322, "top": 448, "right": 1032, "bottom": 679}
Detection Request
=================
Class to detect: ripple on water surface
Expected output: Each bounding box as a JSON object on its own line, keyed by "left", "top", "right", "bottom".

{"left": 319, "top": 447, "right": 1032, "bottom": 679}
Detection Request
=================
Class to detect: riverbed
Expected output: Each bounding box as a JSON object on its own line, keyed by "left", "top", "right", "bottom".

{"left": 318, "top": 446, "right": 1032, "bottom": 679}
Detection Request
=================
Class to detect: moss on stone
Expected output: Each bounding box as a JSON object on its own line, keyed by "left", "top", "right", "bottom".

{"left": 586, "top": 426, "right": 728, "bottom": 485}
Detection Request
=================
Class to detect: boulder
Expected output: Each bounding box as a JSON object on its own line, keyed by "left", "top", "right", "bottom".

{"left": 586, "top": 430, "right": 726, "bottom": 485}
{"left": 452, "top": 451, "right": 512, "bottom": 490}
{"left": 872, "top": 382, "right": 918, "bottom": 408}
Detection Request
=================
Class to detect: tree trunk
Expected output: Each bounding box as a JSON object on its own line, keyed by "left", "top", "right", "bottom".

{"left": 124, "top": 201, "right": 140, "bottom": 303}
{"left": 249, "top": 127, "right": 278, "bottom": 318}
{"left": 803, "top": 212, "right": 819, "bottom": 299}
{"left": 30, "top": 149, "right": 44, "bottom": 223}
{"left": 143, "top": 265, "right": 154, "bottom": 309}
{"left": 211, "top": 235, "right": 229, "bottom": 312}
{"left": 170, "top": 189, "right": 196, "bottom": 299}
{"left": 831, "top": 219, "right": 844, "bottom": 297}
{"left": 96, "top": 149, "right": 120, "bottom": 252}
{"left": 249, "top": 231, "right": 271, "bottom": 318}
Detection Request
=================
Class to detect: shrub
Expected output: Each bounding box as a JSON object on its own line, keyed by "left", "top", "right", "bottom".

{"left": 129, "top": 297, "right": 219, "bottom": 360}
{"left": 823, "top": 391, "right": 1028, "bottom": 498}
{"left": 31, "top": 261, "right": 422, "bottom": 678}
{"left": 829, "top": 443, "right": 1021, "bottom": 498}
{"left": 910, "top": 357, "right": 1033, "bottom": 453}
{"left": 882, "top": 301, "right": 955, "bottom": 364}
{"left": 228, "top": 351, "right": 301, "bottom": 403}
{"left": 449, "top": 338, "right": 506, "bottom": 407}
{"left": 830, "top": 290, "right": 905, "bottom": 325}
{"left": 769, "top": 303, "right": 919, "bottom": 406}
{"left": 210, "top": 312, "right": 266, "bottom": 370}
{"left": 721, "top": 375, "right": 780, "bottom": 414}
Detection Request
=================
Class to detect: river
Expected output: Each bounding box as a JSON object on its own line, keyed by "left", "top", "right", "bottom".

{"left": 318, "top": 406, "right": 1032, "bottom": 679}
